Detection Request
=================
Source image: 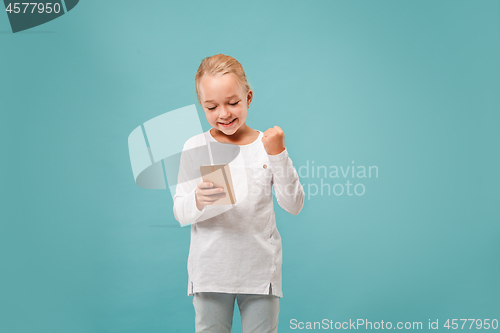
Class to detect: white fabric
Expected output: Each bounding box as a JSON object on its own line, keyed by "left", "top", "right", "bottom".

{"left": 173, "top": 130, "right": 304, "bottom": 297}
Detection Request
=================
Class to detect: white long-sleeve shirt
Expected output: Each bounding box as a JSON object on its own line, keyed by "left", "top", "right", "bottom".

{"left": 173, "top": 129, "right": 304, "bottom": 297}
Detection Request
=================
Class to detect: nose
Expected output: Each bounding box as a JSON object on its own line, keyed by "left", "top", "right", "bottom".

{"left": 219, "top": 106, "right": 231, "bottom": 119}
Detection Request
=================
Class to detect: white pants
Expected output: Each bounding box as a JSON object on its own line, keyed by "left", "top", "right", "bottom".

{"left": 192, "top": 292, "right": 280, "bottom": 333}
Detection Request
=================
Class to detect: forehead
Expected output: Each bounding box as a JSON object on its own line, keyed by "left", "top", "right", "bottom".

{"left": 199, "top": 74, "right": 245, "bottom": 102}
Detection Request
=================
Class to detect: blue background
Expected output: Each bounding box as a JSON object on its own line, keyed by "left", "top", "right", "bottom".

{"left": 1, "top": 1, "right": 499, "bottom": 332}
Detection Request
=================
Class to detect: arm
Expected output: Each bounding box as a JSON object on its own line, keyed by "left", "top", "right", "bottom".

{"left": 262, "top": 126, "right": 304, "bottom": 215}
{"left": 269, "top": 148, "right": 304, "bottom": 215}
{"left": 173, "top": 142, "right": 205, "bottom": 226}
{"left": 173, "top": 141, "right": 227, "bottom": 226}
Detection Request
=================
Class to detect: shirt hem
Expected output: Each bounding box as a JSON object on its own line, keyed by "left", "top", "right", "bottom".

{"left": 188, "top": 283, "right": 283, "bottom": 298}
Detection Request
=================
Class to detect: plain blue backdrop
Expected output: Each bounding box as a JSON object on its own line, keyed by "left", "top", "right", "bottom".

{"left": 1, "top": 1, "right": 499, "bottom": 332}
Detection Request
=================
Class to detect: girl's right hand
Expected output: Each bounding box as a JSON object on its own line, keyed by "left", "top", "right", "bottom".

{"left": 195, "top": 181, "right": 225, "bottom": 210}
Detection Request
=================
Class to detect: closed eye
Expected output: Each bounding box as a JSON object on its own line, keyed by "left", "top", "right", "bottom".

{"left": 229, "top": 101, "right": 240, "bottom": 106}
{"left": 207, "top": 106, "right": 216, "bottom": 110}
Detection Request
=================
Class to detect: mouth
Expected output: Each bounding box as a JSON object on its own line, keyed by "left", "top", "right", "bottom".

{"left": 218, "top": 118, "right": 237, "bottom": 127}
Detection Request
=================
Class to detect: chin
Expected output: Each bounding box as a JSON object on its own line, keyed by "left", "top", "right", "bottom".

{"left": 219, "top": 127, "right": 239, "bottom": 136}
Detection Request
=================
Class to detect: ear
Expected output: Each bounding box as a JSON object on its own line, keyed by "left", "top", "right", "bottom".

{"left": 246, "top": 89, "right": 253, "bottom": 106}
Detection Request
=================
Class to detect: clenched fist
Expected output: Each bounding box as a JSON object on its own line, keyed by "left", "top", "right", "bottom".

{"left": 262, "top": 126, "right": 286, "bottom": 155}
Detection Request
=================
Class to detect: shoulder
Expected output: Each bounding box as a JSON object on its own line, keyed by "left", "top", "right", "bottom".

{"left": 252, "top": 129, "right": 264, "bottom": 140}
{"left": 182, "top": 131, "right": 209, "bottom": 150}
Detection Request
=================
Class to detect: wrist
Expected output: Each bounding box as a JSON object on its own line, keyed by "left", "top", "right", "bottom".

{"left": 194, "top": 190, "right": 204, "bottom": 211}
{"left": 267, "top": 147, "right": 286, "bottom": 156}
{"left": 195, "top": 199, "right": 204, "bottom": 211}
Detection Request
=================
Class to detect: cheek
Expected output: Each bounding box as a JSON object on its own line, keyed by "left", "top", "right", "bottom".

{"left": 234, "top": 106, "right": 246, "bottom": 117}
{"left": 238, "top": 108, "right": 248, "bottom": 120}
{"left": 204, "top": 112, "right": 217, "bottom": 124}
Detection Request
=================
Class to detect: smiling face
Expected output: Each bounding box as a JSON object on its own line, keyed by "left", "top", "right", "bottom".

{"left": 198, "top": 73, "right": 252, "bottom": 136}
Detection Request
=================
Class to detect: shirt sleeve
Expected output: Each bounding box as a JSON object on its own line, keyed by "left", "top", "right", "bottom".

{"left": 268, "top": 148, "right": 305, "bottom": 215}
{"left": 173, "top": 140, "right": 226, "bottom": 226}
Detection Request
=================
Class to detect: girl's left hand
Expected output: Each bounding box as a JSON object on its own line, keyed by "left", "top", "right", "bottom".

{"left": 262, "top": 126, "right": 286, "bottom": 155}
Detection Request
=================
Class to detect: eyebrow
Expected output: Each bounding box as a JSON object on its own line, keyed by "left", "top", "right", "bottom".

{"left": 204, "top": 95, "right": 240, "bottom": 103}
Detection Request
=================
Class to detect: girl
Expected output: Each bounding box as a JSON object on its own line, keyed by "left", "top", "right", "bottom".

{"left": 173, "top": 54, "right": 304, "bottom": 333}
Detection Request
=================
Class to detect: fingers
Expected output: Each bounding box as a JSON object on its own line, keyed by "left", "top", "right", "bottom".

{"left": 196, "top": 192, "right": 226, "bottom": 205}
{"left": 263, "top": 126, "right": 283, "bottom": 136}
{"left": 198, "top": 181, "right": 224, "bottom": 194}
{"left": 196, "top": 181, "right": 226, "bottom": 206}
{"left": 198, "top": 181, "right": 214, "bottom": 189}
{"left": 197, "top": 182, "right": 224, "bottom": 194}
{"left": 198, "top": 192, "right": 226, "bottom": 205}
{"left": 263, "top": 129, "right": 274, "bottom": 138}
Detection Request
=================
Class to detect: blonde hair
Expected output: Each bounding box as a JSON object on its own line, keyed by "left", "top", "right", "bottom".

{"left": 195, "top": 54, "right": 251, "bottom": 102}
